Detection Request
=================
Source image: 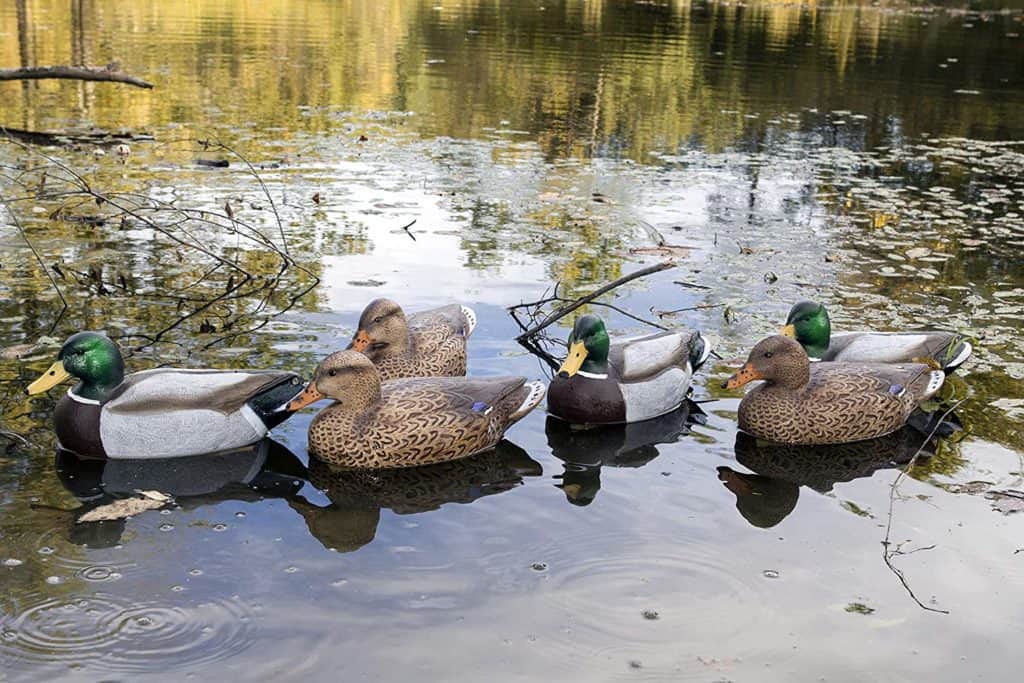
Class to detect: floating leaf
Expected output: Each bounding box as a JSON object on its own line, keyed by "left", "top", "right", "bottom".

{"left": 77, "top": 492, "right": 172, "bottom": 523}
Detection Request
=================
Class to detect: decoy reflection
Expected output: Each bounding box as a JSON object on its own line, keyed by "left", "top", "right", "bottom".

{"left": 719, "top": 425, "right": 950, "bottom": 528}
{"left": 545, "top": 402, "right": 696, "bottom": 506}
{"left": 289, "top": 440, "right": 542, "bottom": 552}
{"left": 51, "top": 439, "right": 307, "bottom": 547}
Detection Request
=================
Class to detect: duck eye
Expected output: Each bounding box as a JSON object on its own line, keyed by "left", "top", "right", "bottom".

{"left": 764, "top": 351, "right": 773, "bottom": 358}
{"left": 328, "top": 369, "right": 337, "bottom": 377}
{"left": 373, "top": 316, "right": 383, "bottom": 324}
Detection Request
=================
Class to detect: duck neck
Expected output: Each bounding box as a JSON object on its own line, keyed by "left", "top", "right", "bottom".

{"left": 768, "top": 357, "right": 811, "bottom": 391}
{"left": 73, "top": 359, "right": 125, "bottom": 402}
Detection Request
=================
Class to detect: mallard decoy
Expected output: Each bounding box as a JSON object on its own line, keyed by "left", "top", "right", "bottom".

{"left": 547, "top": 314, "right": 710, "bottom": 425}
{"left": 781, "top": 300, "right": 972, "bottom": 372}
{"left": 723, "top": 335, "right": 946, "bottom": 445}
{"left": 25, "top": 332, "right": 303, "bottom": 459}
{"left": 348, "top": 298, "right": 476, "bottom": 380}
{"left": 288, "top": 350, "right": 545, "bottom": 468}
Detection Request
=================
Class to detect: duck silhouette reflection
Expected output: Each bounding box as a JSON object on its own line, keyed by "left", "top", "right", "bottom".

{"left": 52, "top": 439, "right": 307, "bottom": 547}
{"left": 288, "top": 440, "right": 542, "bottom": 552}
{"left": 719, "top": 425, "right": 947, "bottom": 528}
{"left": 545, "top": 402, "right": 698, "bottom": 506}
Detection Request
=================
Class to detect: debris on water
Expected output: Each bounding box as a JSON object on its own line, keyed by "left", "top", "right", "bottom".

{"left": 905, "top": 247, "right": 932, "bottom": 259}
{"left": 78, "top": 492, "right": 172, "bottom": 522}
{"left": 642, "top": 609, "right": 660, "bottom": 620}
{"left": 841, "top": 501, "right": 872, "bottom": 518}
{"left": 2, "top": 558, "right": 22, "bottom": 567}
{"left": 347, "top": 279, "right": 386, "bottom": 287}
{"left": 195, "top": 159, "right": 230, "bottom": 168}
{"left": 628, "top": 660, "right": 642, "bottom": 670}
{"left": 986, "top": 490, "right": 1024, "bottom": 515}
{"left": 763, "top": 569, "right": 780, "bottom": 579}
{"left": 764, "top": 271, "right": 778, "bottom": 283}
{"left": 845, "top": 602, "right": 875, "bottom": 615}
{"left": 530, "top": 562, "right": 548, "bottom": 572}
{"left": 45, "top": 576, "right": 63, "bottom": 585}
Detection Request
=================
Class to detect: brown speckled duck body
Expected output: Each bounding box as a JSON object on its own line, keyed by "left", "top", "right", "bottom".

{"left": 724, "top": 336, "right": 945, "bottom": 445}
{"left": 348, "top": 299, "right": 476, "bottom": 380}
{"left": 288, "top": 351, "right": 545, "bottom": 469}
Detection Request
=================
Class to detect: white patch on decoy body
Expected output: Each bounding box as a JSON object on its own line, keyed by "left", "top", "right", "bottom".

{"left": 460, "top": 305, "right": 477, "bottom": 337}
{"left": 619, "top": 333, "right": 685, "bottom": 378}
{"left": 513, "top": 381, "right": 546, "bottom": 420}
{"left": 620, "top": 367, "right": 691, "bottom": 423}
{"left": 831, "top": 333, "right": 931, "bottom": 362}
{"left": 99, "top": 370, "right": 270, "bottom": 459}
{"left": 577, "top": 370, "right": 609, "bottom": 380}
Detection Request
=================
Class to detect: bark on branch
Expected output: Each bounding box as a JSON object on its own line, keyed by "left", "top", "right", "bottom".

{"left": 511, "top": 261, "right": 675, "bottom": 342}
{"left": 0, "top": 65, "right": 153, "bottom": 89}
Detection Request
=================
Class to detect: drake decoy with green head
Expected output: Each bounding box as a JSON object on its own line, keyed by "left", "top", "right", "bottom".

{"left": 348, "top": 298, "right": 476, "bottom": 380}
{"left": 781, "top": 300, "right": 972, "bottom": 372}
{"left": 723, "top": 335, "right": 946, "bottom": 445}
{"left": 546, "top": 314, "right": 710, "bottom": 425}
{"left": 288, "top": 350, "right": 544, "bottom": 469}
{"left": 26, "top": 332, "right": 302, "bottom": 459}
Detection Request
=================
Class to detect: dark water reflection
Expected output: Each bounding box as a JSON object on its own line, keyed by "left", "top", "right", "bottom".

{"left": 1, "top": 0, "right": 1024, "bottom": 680}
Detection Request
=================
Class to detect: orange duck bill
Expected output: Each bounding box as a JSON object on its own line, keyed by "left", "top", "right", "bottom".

{"left": 722, "top": 363, "right": 764, "bottom": 390}
{"left": 287, "top": 383, "right": 326, "bottom": 411}
{"left": 350, "top": 330, "right": 372, "bottom": 352}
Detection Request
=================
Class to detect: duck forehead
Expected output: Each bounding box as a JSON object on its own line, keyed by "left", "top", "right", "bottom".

{"left": 788, "top": 301, "right": 822, "bottom": 321}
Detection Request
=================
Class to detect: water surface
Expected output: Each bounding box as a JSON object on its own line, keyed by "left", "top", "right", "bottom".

{"left": 1, "top": 1, "right": 1024, "bottom": 680}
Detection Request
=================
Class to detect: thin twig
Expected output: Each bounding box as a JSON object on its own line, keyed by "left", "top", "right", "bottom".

{"left": 0, "top": 430, "right": 29, "bottom": 446}
{"left": 0, "top": 193, "right": 67, "bottom": 333}
{"left": 399, "top": 218, "right": 417, "bottom": 242}
{"left": 512, "top": 262, "right": 675, "bottom": 342}
{"left": 882, "top": 398, "right": 966, "bottom": 615}
{"left": 0, "top": 64, "right": 153, "bottom": 88}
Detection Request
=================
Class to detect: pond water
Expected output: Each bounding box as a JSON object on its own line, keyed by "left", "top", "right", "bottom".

{"left": 1, "top": 0, "right": 1024, "bottom": 680}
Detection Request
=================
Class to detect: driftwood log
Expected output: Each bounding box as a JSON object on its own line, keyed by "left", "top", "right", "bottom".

{"left": 0, "top": 65, "right": 153, "bottom": 89}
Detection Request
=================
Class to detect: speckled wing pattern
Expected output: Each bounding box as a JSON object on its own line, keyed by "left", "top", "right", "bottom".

{"left": 739, "top": 362, "right": 942, "bottom": 445}
{"left": 375, "top": 304, "right": 473, "bottom": 380}
{"left": 308, "top": 376, "right": 532, "bottom": 468}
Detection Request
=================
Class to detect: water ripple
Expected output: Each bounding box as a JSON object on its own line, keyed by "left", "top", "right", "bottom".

{"left": 0, "top": 591, "right": 255, "bottom": 673}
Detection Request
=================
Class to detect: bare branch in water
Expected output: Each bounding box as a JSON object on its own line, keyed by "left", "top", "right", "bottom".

{"left": 881, "top": 398, "right": 967, "bottom": 615}
{"left": 0, "top": 193, "right": 67, "bottom": 333}
{"left": 0, "top": 64, "right": 153, "bottom": 88}
{"left": 511, "top": 261, "right": 675, "bottom": 342}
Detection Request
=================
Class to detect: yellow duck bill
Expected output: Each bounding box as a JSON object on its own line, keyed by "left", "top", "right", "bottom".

{"left": 27, "top": 360, "right": 72, "bottom": 395}
{"left": 780, "top": 324, "right": 796, "bottom": 338}
{"left": 557, "top": 341, "right": 588, "bottom": 378}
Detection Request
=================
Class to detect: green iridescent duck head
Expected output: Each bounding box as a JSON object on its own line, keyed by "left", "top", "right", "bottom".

{"left": 27, "top": 332, "right": 126, "bottom": 402}
{"left": 781, "top": 301, "right": 831, "bottom": 359}
{"left": 557, "top": 314, "right": 611, "bottom": 378}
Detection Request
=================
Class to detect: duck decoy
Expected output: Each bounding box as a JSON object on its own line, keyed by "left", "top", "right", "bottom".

{"left": 723, "top": 335, "right": 946, "bottom": 445}
{"left": 781, "top": 300, "right": 972, "bottom": 372}
{"left": 348, "top": 298, "right": 476, "bottom": 380}
{"left": 547, "top": 314, "right": 710, "bottom": 425}
{"left": 25, "top": 332, "right": 303, "bottom": 459}
{"left": 288, "top": 350, "right": 545, "bottom": 468}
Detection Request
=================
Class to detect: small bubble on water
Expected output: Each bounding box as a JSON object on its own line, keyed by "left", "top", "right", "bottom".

{"left": 110, "top": 572, "right": 122, "bottom": 581}
{"left": 2, "top": 558, "right": 22, "bottom": 567}
{"left": 38, "top": 546, "right": 54, "bottom": 555}
{"left": 45, "top": 575, "right": 63, "bottom": 585}
{"left": 201, "top": 626, "right": 213, "bottom": 634}
{"left": 331, "top": 579, "right": 348, "bottom": 587}
{"left": 159, "top": 509, "right": 172, "bottom": 515}
{"left": 135, "top": 616, "right": 153, "bottom": 627}
{"left": 212, "top": 524, "right": 228, "bottom": 532}
{"left": 159, "top": 523, "right": 175, "bottom": 532}
{"left": 284, "top": 566, "right": 299, "bottom": 573}
{"left": 171, "top": 585, "right": 184, "bottom": 592}
{"left": 234, "top": 511, "right": 246, "bottom": 519}
{"left": 189, "top": 568, "right": 203, "bottom": 576}
{"left": 642, "top": 610, "right": 660, "bottom": 621}
{"left": 530, "top": 562, "right": 548, "bottom": 572}
{"left": 763, "top": 569, "right": 781, "bottom": 579}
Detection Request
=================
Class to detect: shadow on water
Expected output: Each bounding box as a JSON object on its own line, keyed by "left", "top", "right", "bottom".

{"left": 719, "top": 425, "right": 951, "bottom": 528}
{"left": 545, "top": 402, "right": 700, "bottom": 505}
{"left": 290, "top": 440, "right": 543, "bottom": 552}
